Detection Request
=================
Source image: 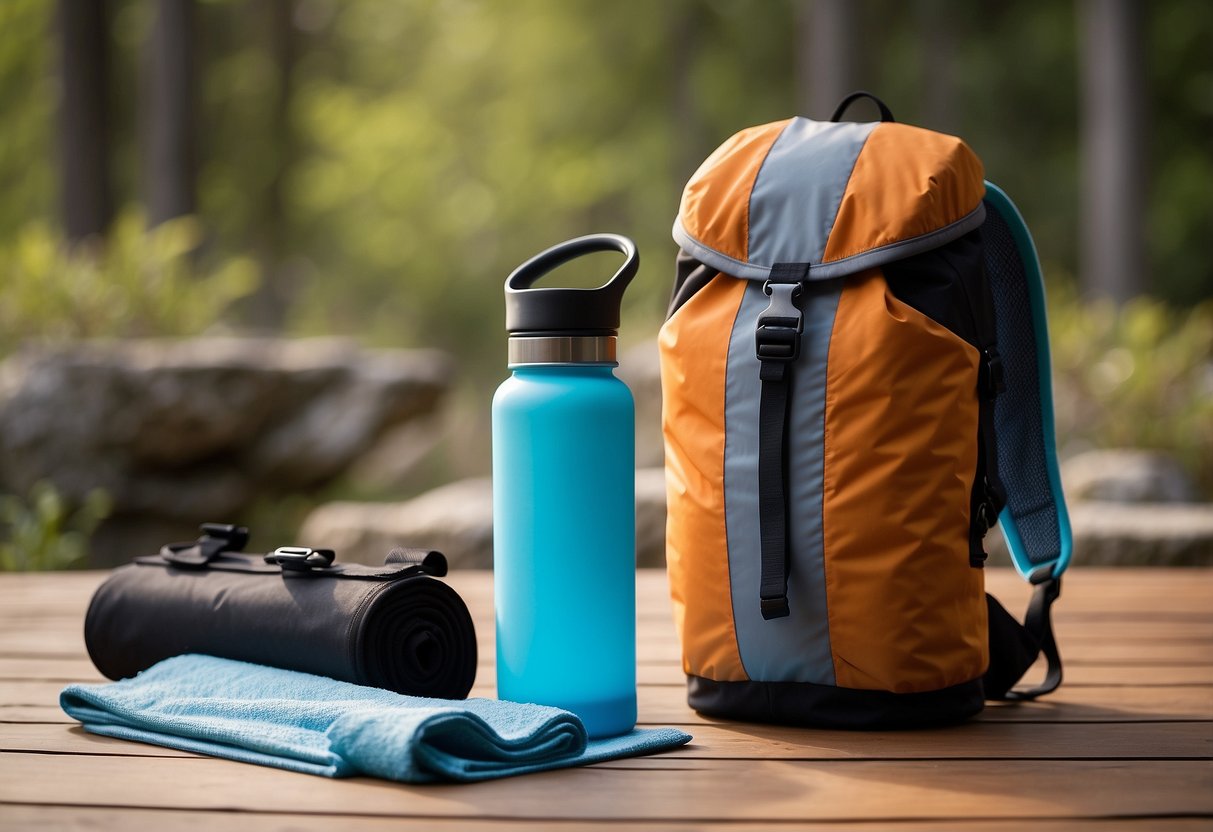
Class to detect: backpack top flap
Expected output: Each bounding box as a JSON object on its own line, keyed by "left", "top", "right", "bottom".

{"left": 673, "top": 117, "right": 986, "bottom": 281}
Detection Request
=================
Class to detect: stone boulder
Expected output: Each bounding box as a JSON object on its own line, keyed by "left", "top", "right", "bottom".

{"left": 616, "top": 338, "right": 664, "bottom": 468}
{"left": 1061, "top": 448, "right": 1200, "bottom": 504}
{"left": 301, "top": 478, "right": 495, "bottom": 570}
{"left": 304, "top": 463, "right": 1213, "bottom": 571}
{"left": 0, "top": 337, "right": 452, "bottom": 563}
{"left": 300, "top": 467, "right": 670, "bottom": 569}
{"left": 987, "top": 500, "right": 1213, "bottom": 567}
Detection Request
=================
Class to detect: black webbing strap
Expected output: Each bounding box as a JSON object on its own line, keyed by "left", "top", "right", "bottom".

{"left": 758, "top": 358, "right": 791, "bottom": 618}
{"left": 754, "top": 263, "right": 809, "bottom": 620}
{"left": 984, "top": 573, "right": 1063, "bottom": 700}
{"left": 161, "top": 523, "right": 249, "bottom": 569}
{"left": 1005, "top": 574, "right": 1063, "bottom": 699}
{"left": 970, "top": 348, "right": 1008, "bottom": 567}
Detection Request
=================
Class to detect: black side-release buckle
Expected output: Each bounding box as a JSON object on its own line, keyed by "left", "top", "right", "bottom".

{"left": 755, "top": 282, "right": 805, "bottom": 366}
{"left": 969, "top": 475, "right": 1004, "bottom": 568}
{"left": 264, "top": 546, "right": 336, "bottom": 573}
{"left": 979, "top": 348, "right": 1006, "bottom": 400}
{"left": 161, "top": 522, "right": 249, "bottom": 568}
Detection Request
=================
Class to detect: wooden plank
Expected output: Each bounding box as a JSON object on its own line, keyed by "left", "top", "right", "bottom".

{"left": 3, "top": 806, "right": 1210, "bottom": 832}
{"left": 6, "top": 657, "right": 1213, "bottom": 692}
{"left": 0, "top": 681, "right": 73, "bottom": 704}
{"left": 2, "top": 568, "right": 1211, "bottom": 828}
{"left": 10, "top": 677, "right": 1213, "bottom": 726}
{"left": 481, "top": 663, "right": 1213, "bottom": 687}
{"left": 0, "top": 567, "right": 1203, "bottom": 597}
{"left": 1, "top": 724, "right": 199, "bottom": 757}
{"left": 3, "top": 568, "right": 1211, "bottom": 611}
{"left": 7, "top": 630, "right": 1204, "bottom": 666}
{"left": 11, "top": 686, "right": 1213, "bottom": 728}
{"left": 1, "top": 753, "right": 1210, "bottom": 821}
{"left": 7, "top": 656, "right": 1213, "bottom": 694}
{"left": 3, "top": 657, "right": 1211, "bottom": 692}
{"left": 4, "top": 569, "right": 1209, "bottom": 624}
{"left": 2, "top": 613, "right": 1193, "bottom": 645}
{"left": 4, "top": 637, "right": 1210, "bottom": 673}
{"left": 675, "top": 721, "right": 1213, "bottom": 759}
{"left": 4, "top": 610, "right": 1212, "bottom": 653}
{"left": 640, "top": 684, "right": 1213, "bottom": 724}
{"left": 0, "top": 657, "right": 101, "bottom": 682}
{"left": 0, "top": 706, "right": 71, "bottom": 723}
{"left": 6, "top": 720, "right": 1210, "bottom": 761}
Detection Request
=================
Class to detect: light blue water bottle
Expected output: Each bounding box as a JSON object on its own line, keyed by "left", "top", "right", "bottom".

{"left": 493, "top": 233, "right": 639, "bottom": 738}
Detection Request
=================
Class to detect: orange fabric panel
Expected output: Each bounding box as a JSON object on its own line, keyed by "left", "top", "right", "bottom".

{"left": 823, "top": 123, "right": 985, "bottom": 264}
{"left": 678, "top": 120, "right": 790, "bottom": 264}
{"left": 659, "top": 274, "right": 748, "bottom": 682}
{"left": 822, "top": 269, "right": 987, "bottom": 693}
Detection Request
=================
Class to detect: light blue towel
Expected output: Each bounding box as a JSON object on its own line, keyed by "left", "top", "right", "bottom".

{"left": 60, "top": 654, "right": 691, "bottom": 783}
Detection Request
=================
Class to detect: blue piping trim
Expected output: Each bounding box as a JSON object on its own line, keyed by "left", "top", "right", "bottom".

{"left": 983, "top": 181, "right": 1073, "bottom": 580}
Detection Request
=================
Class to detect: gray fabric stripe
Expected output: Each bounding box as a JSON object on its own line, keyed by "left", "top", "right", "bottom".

{"left": 724, "top": 279, "right": 840, "bottom": 685}
{"left": 674, "top": 199, "right": 987, "bottom": 283}
{"left": 747, "top": 119, "right": 875, "bottom": 268}
{"left": 672, "top": 220, "right": 771, "bottom": 280}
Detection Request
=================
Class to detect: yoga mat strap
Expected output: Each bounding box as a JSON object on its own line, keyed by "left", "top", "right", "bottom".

{"left": 140, "top": 546, "right": 447, "bottom": 581}
{"left": 160, "top": 522, "right": 250, "bottom": 569}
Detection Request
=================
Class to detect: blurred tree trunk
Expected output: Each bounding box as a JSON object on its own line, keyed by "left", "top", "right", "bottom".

{"left": 668, "top": 1, "right": 702, "bottom": 182}
{"left": 1079, "top": 0, "right": 1146, "bottom": 303}
{"left": 248, "top": 0, "right": 297, "bottom": 329}
{"left": 56, "top": 0, "right": 113, "bottom": 242}
{"left": 795, "top": 0, "right": 860, "bottom": 119}
{"left": 918, "top": 0, "right": 958, "bottom": 134}
{"left": 143, "top": 0, "right": 198, "bottom": 226}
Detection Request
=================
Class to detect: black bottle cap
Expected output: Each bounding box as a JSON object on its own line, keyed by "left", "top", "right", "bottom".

{"left": 504, "top": 234, "right": 639, "bottom": 335}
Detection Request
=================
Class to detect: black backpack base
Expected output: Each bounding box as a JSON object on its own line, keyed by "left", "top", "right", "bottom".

{"left": 688, "top": 675, "right": 985, "bottom": 730}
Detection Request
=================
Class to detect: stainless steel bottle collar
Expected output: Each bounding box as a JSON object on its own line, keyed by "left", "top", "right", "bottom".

{"left": 507, "top": 335, "right": 617, "bottom": 367}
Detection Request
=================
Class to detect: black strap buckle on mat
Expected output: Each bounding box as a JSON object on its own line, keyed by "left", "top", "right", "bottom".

{"left": 264, "top": 546, "right": 337, "bottom": 574}
{"left": 755, "top": 263, "right": 810, "bottom": 621}
{"left": 161, "top": 523, "right": 250, "bottom": 569}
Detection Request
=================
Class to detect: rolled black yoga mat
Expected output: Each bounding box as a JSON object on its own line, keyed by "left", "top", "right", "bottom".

{"left": 84, "top": 526, "right": 477, "bottom": 699}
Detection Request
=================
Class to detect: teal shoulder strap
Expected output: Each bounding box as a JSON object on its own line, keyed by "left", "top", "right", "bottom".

{"left": 979, "top": 182, "right": 1071, "bottom": 700}
{"left": 981, "top": 182, "right": 1073, "bottom": 581}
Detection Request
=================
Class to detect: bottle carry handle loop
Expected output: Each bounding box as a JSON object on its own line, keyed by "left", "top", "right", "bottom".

{"left": 504, "top": 233, "right": 639, "bottom": 337}
{"left": 506, "top": 233, "right": 638, "bottom": 299}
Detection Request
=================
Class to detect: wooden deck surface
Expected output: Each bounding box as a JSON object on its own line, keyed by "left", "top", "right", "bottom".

{"left": 1, "top": 568, "right": 1211, "bottom": 830}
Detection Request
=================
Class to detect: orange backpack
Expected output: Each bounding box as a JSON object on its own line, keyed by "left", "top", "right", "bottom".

{"left": 660, "top": 93, "right": 1071, "bottom": 727}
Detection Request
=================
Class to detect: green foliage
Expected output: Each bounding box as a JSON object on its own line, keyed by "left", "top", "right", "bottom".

{"left": 0, "top": 213, "right": 258, "bottom": 353}
{"left": 0, "top": 482, "right": 112, "bottom": 572}
{"left": 283, "top": 0, "right": 706, "bottom": 359}
{"left": 0, "top": 0, "right": 1208, "bottom": 501}
{"left": 1, "top": 0, "right": 1210, "bottom": 360}
{"left": 1147, "top": 0, "right": 1213, "bottom": 306}
{"left": 0, "top": 0, "right": 55, "bottom": 238}
{"left": 1050, "top": 287, "right": 1213, "bottom": 494}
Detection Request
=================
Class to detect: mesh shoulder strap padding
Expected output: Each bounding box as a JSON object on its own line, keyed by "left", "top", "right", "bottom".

{"left": 980, "top": 182, "right": 1072, "bottom": 581}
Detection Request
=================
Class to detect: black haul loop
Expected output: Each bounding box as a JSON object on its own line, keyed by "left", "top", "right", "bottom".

{"left": 830, "top": 91, "right": 896, "bottom": 123}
